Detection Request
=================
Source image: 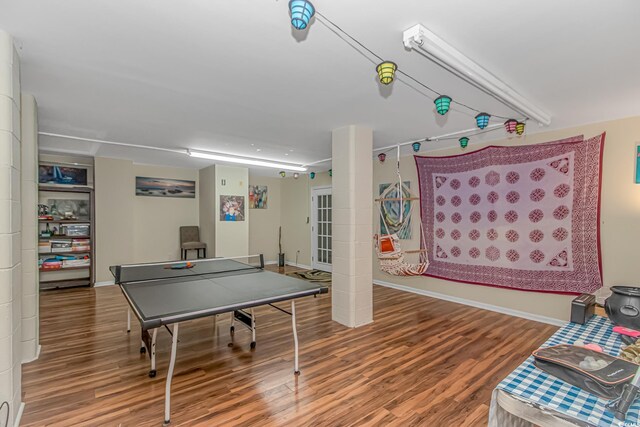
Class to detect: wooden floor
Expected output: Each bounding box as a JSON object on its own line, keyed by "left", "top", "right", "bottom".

{"left": 22, "top": 267, "right": 557, "bottom": 426}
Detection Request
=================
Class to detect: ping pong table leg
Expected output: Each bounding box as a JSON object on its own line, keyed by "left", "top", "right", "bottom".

{"left": 250, "top": 308, "right": 256, "bottom": 349}
{"left": 127, "top": 309, "right": 131, "bottom": 333}
{"left": 230, "top": 312, "right": 235, "bottom": 335}
{"left": 149, "top": 328, "right": 158, "bottom": 378}
{"left": 164, "top": 323, "right": 179, "bottom": 426}
{"left": 292, "top": 300, "right": 299, "bottom": 374}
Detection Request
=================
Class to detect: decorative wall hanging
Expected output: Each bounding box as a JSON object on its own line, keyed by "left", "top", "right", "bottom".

{"left": 415, "top": 133, "right": 605, "bottom": 294}
{"left": 379, "top": 181, "right": 412, "bottom": 239}
{"left": 39, "top": 165, "right": 88, "bottom": 186}
{"left": 135, "top": 177, "right": 196, "bottom": 198}
{"left": 248, "top": 185, "right": 268, "bottom": 209}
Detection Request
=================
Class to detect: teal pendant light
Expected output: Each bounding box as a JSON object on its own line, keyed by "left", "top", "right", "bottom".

{"left": 289, "top": 0, "right": 315, "bottom": 30}
{"left": 459, "top": 137, "right": 469, "bottom": 149}
{"left": 475, "top": 113, "right": 490, "bottom": 129}
{"left": 434, "top": 95, "right": 452, "bottom": 115}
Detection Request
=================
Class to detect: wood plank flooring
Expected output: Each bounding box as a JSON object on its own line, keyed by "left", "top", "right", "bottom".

{"left": 21, "top": 268, "right": 557, "bottom": 426}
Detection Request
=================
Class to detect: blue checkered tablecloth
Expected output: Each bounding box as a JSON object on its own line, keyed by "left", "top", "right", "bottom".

{"left": 493, "top": 316, "right": 640, "bottom": 426}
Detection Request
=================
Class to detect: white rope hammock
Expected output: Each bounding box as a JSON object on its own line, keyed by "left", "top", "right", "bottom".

{"left": 374, "top": 147, "right": 429, "bottom": 276}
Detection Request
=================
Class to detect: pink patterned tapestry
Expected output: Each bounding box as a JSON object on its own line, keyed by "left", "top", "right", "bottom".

{"left": 415, "top": 134, "right": 605, "bottom": 294}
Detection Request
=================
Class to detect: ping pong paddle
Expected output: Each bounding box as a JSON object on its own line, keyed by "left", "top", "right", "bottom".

{"left": 165, "top": 262, "right": 194, "bottom": 270}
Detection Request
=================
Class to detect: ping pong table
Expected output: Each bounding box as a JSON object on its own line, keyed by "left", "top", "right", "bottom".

{"left": 110, "top": 254, "right": 328, "bottom": 426}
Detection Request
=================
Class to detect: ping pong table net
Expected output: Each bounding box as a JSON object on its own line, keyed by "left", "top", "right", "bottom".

{"left": 111, "top": 254, "right": 265, "bottom": 283}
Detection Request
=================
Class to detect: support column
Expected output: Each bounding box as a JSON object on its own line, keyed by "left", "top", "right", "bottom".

{"left": 0, "top": 29, "right": 23, "bottom": 425}
{"left": 331, "top": 125, "right": 373, "bottom": 327}
{"left": 21, "top": 94, "right": 38, "bottom": 362}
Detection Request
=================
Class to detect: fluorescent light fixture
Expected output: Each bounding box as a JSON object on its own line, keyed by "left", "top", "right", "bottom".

{"left": 402, "top": 24, "right": 551, "bottom": 126}
{"left": 187, "top": 149, "right": 307, "bottom": 172}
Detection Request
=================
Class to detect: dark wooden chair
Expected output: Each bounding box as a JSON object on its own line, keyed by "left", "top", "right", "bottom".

{"left": 180, "top": 226, "right": 207, "bottom": 260}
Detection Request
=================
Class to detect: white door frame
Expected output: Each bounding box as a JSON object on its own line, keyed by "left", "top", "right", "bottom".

{"left": 311, "top": 186, "right": 332, "bottom": 272}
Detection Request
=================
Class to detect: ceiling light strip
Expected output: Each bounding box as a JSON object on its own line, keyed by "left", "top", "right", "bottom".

{"left": 187, "top": 150, "right": 307, "bottom": 171}
{"left": 39, "top": 132, "right": 186, "bottom": 154}
{"left": 403, "top": 24, "right": 551, "bottom": 126}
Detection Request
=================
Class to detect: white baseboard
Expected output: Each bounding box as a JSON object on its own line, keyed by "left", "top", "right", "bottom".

{"left": 373, "top": 279, "right": 566, "bottom": 327}
{"left": 14, "top": 402, "right": 24, "bottom": 427}
{"left": 94, "top": 280, "right": 115, "bottom": 287}
{"left": 264, "top": 260, "right": 278, "bottom": 266}
{"left": 22, "top": 344, "right": 41, "bottom": 364}
{"left": 286, "top": 262, "right": 312, "bottom": 270}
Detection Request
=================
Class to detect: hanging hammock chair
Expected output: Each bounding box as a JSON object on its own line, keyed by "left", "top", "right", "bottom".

{"left": 374, "top": 148, "right": 429, "bottom": 276}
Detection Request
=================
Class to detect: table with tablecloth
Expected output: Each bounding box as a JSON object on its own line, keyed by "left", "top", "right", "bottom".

{"left": 489, "top": 316, "right": 640, "bottom": 427}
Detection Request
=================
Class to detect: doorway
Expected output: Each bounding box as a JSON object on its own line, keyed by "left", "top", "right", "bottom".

{"left": 311, "top": 186, "right": 332, "bottom": 272}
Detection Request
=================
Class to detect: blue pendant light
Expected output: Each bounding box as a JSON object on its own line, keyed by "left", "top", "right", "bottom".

{"left": 412, "top": 142, "right": 421, "bottom": 152}
{"left": 475, "top": 113, "right": 490, "bottom": 129}
{"left": 289, "top": 0, "right": 315, "bottom": 30}
{"left": 459, "top": 137, "right": 469, "bottom": 149}
{"left": 310, "top": 172, "right": 316, "bottom": 179}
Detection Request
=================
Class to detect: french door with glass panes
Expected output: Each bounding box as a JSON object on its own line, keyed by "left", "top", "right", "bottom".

{"left": 311, "top": 187, "right": 332, "bottom": 272}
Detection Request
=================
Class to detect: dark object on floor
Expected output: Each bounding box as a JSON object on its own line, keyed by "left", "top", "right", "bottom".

{"left": 533, "top": 344, "right": 636, "bottom": 399}
{"left": 606, "top": 286, "right": 640, "bottom": 330}
{"left": 286, "top": 269, "right": 332, "bottom": 283}
{"left": 571, "top": 294, "right": 596, "bottom": 324}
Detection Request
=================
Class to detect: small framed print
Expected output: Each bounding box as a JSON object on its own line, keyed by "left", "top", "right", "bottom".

{"left": 636, "top": 144, "right": 640, "bottom": 184}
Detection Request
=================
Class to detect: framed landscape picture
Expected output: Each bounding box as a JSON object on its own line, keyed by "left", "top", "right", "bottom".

{"left": 135, "top": 177, "right": 196, "bottom": 198}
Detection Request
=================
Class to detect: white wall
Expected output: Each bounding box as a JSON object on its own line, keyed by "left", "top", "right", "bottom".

{"left": 20, "top": 94, "right": 38, "bottom": 362}
{"left": 199, "top": 165, "right": 215, "bottom": 256}
{"left": 0, "top": 29, "right": 23, "bottom": 426}
{"left": 133, "top": 164, "right": 198, "bottom": 263}
{"left": 214, "top": 165, "right": 249, "bottom": 257}
{"left": 373, "top": 116, "right": 640, "bottom": 323}
{"left": 95, "top": 158, "right": 200, "bottom": 282}
{"left": 248, "top": 176, "right": 281, "bottom": 263}
{"left": 279, "top": 171, "right": 332, "bottom": 267}
{"left": 95, "top": 157, "right": 134, "bottom": 283}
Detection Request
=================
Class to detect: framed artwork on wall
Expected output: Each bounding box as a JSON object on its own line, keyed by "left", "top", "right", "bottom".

{"left": 39, "top": 165, "right": 88, "bottom": 186}
{"left": 135, "top": 177, "right": 196, "bottom": 198}
{"left": 249, "top": 185, "right": 268, "bottom": 209}
{"left": 220, "top": 195, "right": 245, "bottom": 221}
{"left": 379, "top": 181, "right": 412, "bottom": 239}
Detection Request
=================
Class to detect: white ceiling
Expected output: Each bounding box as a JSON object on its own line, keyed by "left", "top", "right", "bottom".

{"left": 1, "top": 0, "right": 639, "bottom": 173}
